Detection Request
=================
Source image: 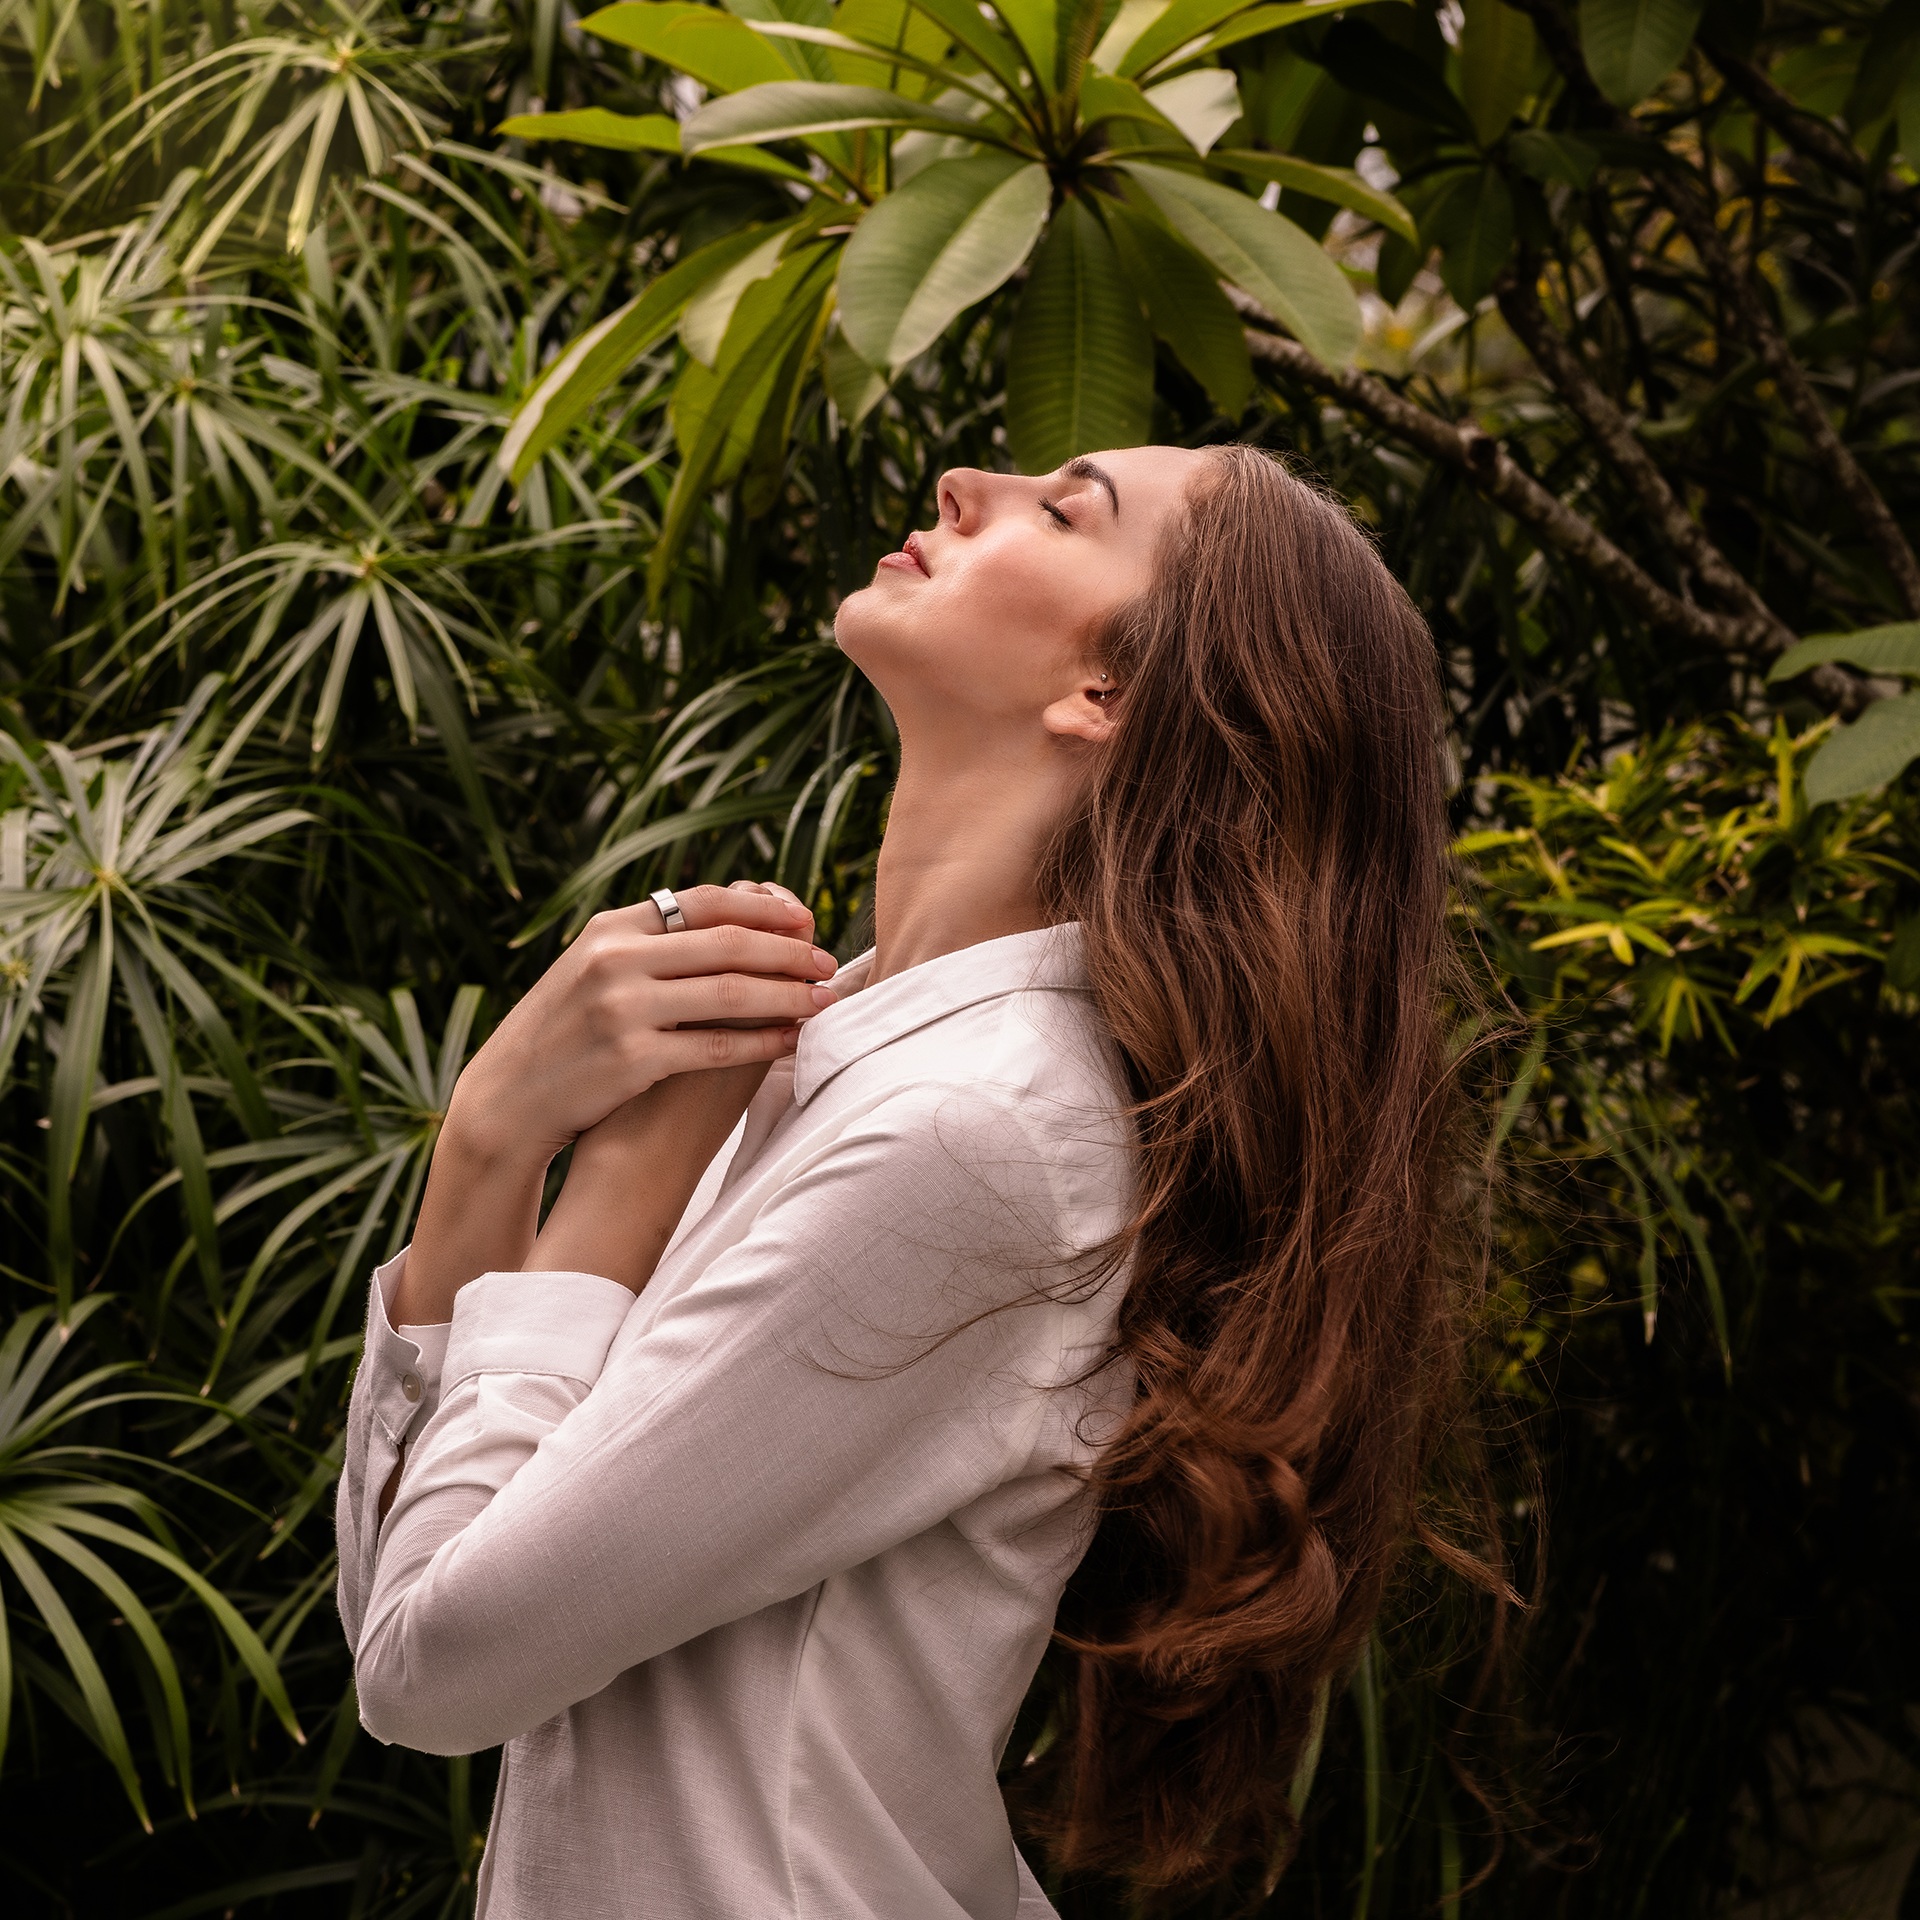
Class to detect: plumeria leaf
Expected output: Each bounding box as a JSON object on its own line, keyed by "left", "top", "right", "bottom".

{"left": 1006, "top": 196, "right": 1153, "bottom": 472}
{"left": 1117, "top": 160, "right": 1361, "bottom": 364}
{"left": 838, "top": 155, "right": 1050, "bottom": 369}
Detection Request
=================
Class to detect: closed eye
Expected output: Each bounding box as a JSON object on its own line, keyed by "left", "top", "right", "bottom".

{"left": 1038, "top": 497, "right": 1071, "bottom": 528}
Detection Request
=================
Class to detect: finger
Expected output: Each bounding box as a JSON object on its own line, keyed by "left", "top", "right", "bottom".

{"left": 649, "top": 1024, "right": 802, "bottom": 1077}
{"left": 645, "top": 924, "right": 836, "bottom": 983}
{"left": 671, "top": 883, "right": 812, "bottom": 934}
{"left": 658, "top": 975, "right": 836, "bottom": 1027}
{"left": 607, "top": 885, "right": 809, "bottom": 939}
{"left": 759, "top": 881, "right": 811, "bottom": 920}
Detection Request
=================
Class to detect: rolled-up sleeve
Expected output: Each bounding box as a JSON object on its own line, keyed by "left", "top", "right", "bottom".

{"left": 348, "top": 1086, "right": 1081, "bottom": 1758}
{"left": 336, "top": 1250, "right": 455, "bottom": 1647}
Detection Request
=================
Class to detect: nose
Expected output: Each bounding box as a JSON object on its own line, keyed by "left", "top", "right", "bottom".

{"left": 935, "top": 467, "right": 987, "bottom": 534}
{"left": 934, "top": 467, "right": 1030, "bottom": 535}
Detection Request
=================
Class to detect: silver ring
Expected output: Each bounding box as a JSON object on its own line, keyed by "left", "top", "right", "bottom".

{"left": 650, "top": 887, "right": 688, "bottom": 933}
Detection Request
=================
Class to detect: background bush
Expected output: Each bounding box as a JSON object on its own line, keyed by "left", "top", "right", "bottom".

{"left": 2, "top": 0, "right": 1916, "bottom": 1914}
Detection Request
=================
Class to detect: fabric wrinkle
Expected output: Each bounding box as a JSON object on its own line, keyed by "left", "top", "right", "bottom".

{"left": 336, "top": 925, "right": 1133, "bottom": 1919}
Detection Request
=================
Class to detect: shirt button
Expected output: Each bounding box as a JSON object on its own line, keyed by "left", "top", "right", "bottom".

{"left": 400, "top": 1371, "right": 422, "bottom": 1403}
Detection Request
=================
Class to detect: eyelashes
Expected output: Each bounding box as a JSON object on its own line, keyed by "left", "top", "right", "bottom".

{"left": 1038, "top": 497, "right": 1071, "bottom": 528}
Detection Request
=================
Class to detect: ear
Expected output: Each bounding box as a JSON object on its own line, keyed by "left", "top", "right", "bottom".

{"left": 1042, "top": 683, "right": 1120, "bottom": 744}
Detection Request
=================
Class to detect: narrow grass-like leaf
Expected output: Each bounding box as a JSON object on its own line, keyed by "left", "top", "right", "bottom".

{"left": 47, "top": 919, "right": 113, "bottom": 1323}
{"left": 49, "top": 1508, "right": 304, "bottom": 1745}
{"left": 14, "top": 1510, "right": 196, "bottom": 1816}
{"left": 0, "top": 1518, "right": 151, "bottom": 1826}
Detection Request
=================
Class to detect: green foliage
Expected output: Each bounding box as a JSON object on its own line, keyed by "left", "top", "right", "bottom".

{"left": 1445, "top": 720, "right": 1920, "bottom": 1917}
{"left": 0, "top": 1295, "right": 302, "bottom": 1829}
{"left": 504, "top": 0, "right": 1418, "bottom": 572}
{"left": 1770, "top": 622, "right": 1920, "bottom": 802}
{"left": 1580, "top": 0, "right": 1706, "bottom": 109}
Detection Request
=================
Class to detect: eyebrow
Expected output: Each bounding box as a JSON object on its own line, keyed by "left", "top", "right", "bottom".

{"left": 1060, "top": 456, "right": 1119, "bottom": 519}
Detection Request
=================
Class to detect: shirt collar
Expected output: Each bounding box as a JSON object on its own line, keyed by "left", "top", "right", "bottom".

{"left": 792, "top": 923, "right": 1089, "bottom": 1108}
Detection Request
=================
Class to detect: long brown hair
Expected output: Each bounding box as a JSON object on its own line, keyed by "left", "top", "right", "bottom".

{"left": 1028, "top": 445, "right": 1497, "bottom": 1893}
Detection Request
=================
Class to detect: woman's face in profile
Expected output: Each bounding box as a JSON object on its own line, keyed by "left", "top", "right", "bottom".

{"left": 835, "top": 446, "right": 1200, "bottom": 729}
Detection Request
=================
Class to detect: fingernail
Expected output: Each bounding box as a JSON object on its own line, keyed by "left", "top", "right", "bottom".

{"left": 811, "top": 947, "right": 836, "bottom": 973}
{"left": 780, "top": 1026, "right": 801, "bottom": 1048}
{"left": 809, "top": 984, "right": 837, "bottom": 1010}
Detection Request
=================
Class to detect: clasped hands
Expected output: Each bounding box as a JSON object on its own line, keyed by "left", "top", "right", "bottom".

{"left": 392, "top": 883, "right": 838, "bottom": 1324}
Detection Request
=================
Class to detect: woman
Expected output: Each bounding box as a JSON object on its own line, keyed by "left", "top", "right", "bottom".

{"left": 337, "top": 444, "right": 1473, "bottom": 1918}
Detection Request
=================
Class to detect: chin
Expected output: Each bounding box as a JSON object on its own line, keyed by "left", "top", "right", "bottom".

{"left": 831, "top": 583, "right": 886, "bottom": 666}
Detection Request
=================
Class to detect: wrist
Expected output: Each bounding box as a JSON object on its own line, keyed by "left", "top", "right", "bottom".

{"left": 439, "top": 1083, "right": 551, "bottom": 1177}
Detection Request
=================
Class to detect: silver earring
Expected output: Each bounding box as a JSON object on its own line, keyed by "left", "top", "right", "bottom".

{"left": 1098, "top": 672, "right": 1108, "bottom": 682}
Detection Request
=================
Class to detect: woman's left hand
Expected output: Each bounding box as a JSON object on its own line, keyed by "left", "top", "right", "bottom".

{"left": 391, "top": 881, "right": 832, "bottom": 1325}
{"left": 442, "top": 882, "right": 834, "bottom": 1170}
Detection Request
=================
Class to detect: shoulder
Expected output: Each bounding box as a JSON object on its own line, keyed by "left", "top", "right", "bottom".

{"left": 805, "top": 1014, "right": 1132, "bottom": 1265}
{"left": 781, "top": 926, "right": 1133, "bottom": 1228}
{"left": 827, "top": 984, "right": 1127, "bottom": 1147}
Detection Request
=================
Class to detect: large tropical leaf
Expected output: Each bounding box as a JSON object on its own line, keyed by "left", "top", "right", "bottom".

{"left": 1142, "top": 67, "right": 1242, "bottom": 153}
{"left": 650, "top": 246, "right": 839, "bottom": 600}
{"left": 680, "top": 80, "right": 985, "bottom": 152}
{"left": 837, "top": 154, "right": 1051, "bottom": 370}
{"left": 680, "top": 220, "right": 810, "bottom": 367}
{"left": 901, "top": 0, "right": 1035, "bottom": 101}
{"left": 1767, "top": 623, "right": 1920, "bottom": 684}
{"left": 1080, "top": 71, "right": 1191, "bottom": 140}
{"left": 1803, "top": 695, "right": 1920, "bottom": 805}
{"left": 500, "top": 224, "right": 777, "bottom": 480}
{"left": 1580, "top": 0, "right": 1707, "bottom": 108}
{"left": 740, "top": 14, "right": 1000, "bottom": 109}
{"left": 1100, "top": 191, "right": 1253, "bottom": 416}
{"left": 576, "top": 2, "right": 795, "bottom": 91}
{"left": 1209, "top": 148, "right": 1416, "bottom": 241}
{"left": 1006, "top": 196, "right": 1153, "bottom": 473}
{"left": 495, "top": 106, "right": 815, "bottom": 179}
{"left": 1457, "top": 0, "right": 1538, "bottom": 146}
{"left": 1104, "top": 0, "right": 1369, "bottom": 81}
{"left": 1422, "top": 165, "right": 1515, "bottom": 309}
{"left": 993, "top": 0, "right": 1059, "bottom": 90}
{"left": 1117, "top": 160, "right": 1361, "bottom": 365}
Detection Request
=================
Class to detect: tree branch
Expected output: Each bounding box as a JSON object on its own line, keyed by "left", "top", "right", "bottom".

{"left": 1649, "top": 194, "right": 1920, "bottom": 617}
{"left": 1235, "top": 313, "right": 1772, "bottom": 656}
{"left": 1493, "top": 263, "right": 1794, "bottom": 644}
{"left": 1516, "top": 0, "right": 1920, "bottom": 618}
{"left": 1700, "top": 43, "right": 1868, "bottom": 190}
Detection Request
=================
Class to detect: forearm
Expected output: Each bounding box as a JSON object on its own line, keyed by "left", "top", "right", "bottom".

{"left": 527, "top": 1063, "right": 769, "bottom": 1292}
{"left": 391, "top": 1116, "right": 550, "bottom": 1326}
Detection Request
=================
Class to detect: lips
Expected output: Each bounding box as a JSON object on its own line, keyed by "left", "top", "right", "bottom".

{"left": 875, "top": 529, "right": 932, "bottom": 578}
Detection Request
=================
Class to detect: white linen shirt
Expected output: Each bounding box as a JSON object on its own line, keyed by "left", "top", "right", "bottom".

{"left": 335, "top": 925, "right": 1134, "bottom": 1920}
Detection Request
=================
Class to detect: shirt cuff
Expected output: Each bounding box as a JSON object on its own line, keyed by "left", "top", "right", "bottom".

{"left": 367, "top": 1247, "right": 448, "bottom": 1448}
{"left": 442, "top": 1269, "right": 637, "bottom": 1394}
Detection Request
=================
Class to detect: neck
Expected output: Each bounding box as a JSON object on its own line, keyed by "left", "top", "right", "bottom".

{"left": 868, "top": 740, "right": 1072, "bottom": 985}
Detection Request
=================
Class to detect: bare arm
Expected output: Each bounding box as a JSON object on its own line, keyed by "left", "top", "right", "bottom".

{"left": 524, "top": 1062, "right": 771, "bottom": 1290}
{"left": 377, "top": 1065, "right": 768, "bottom": 1523}
{"left": 390, "top": 884, "right": 835, "bottom": 1327}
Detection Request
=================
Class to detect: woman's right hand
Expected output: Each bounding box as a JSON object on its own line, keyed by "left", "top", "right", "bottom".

{"left": 444, "top": 883, "right": 837, "bottom": 1168}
